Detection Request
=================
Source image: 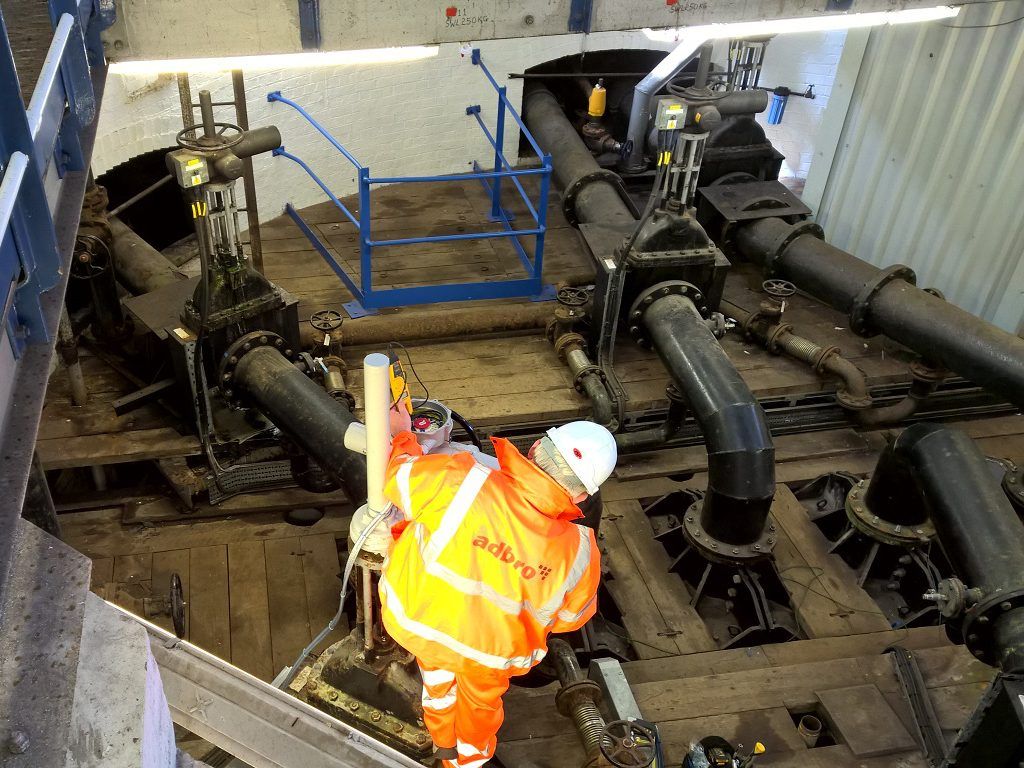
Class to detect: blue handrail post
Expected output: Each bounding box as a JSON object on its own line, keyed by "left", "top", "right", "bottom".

{"left": 357, "top": 166, "right": 374, "bottom": 308}
{"left": 488, "top": 86, "right": 507, "bottom": 222}
{"left": 530, "top": 153, "right": 555, "bottom": 301}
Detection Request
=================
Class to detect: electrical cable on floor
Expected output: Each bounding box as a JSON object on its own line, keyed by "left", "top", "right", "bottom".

{"left": 275, "top": 504, "right": 393, "bottom": 689}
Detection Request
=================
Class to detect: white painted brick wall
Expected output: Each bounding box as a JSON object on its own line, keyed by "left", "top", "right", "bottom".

{"left": 93, "top": 30, "right": 846, "bottom": 218}
{"left": 715, "top": 30, "right": 848, "bottom": 181}
{"left": 93, "top": 31, "right": 675, "bottom": 223}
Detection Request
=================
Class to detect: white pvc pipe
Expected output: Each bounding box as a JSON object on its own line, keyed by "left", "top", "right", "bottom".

{"left": 363, "top": 353, "right": 392, "bottom": 513}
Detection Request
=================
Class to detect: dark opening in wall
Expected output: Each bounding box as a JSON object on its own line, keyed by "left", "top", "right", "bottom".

{"left": 517, "top": 48, "right": 697, "bottom": 158}
{"left": 97, "top": 146, "right": 193, "bottom": 251}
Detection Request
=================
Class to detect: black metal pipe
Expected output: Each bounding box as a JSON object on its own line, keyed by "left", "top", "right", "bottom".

{"left": 880, "top": 423, "right": 1024, "bottom": 672}
{"left": 642, "top": 294, "right": 775, "bottom": 545}
{"left": 234, "top": 346, "right": 367, "bottom": 505}
{"left": 523, "top": 84, "right": 636, "bottom": 228}
{"left": 615, "top": 386, "right": 686, "bottom": 451}
{"left": 735, "top": 218, "right": 1024, "bottom": 409}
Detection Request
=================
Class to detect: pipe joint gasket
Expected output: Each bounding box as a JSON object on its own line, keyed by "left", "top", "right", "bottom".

{"left": 553, "top": 332, "right": 587, "bottom": 361}
{"left": 219, "top": 330, "right": 292, "bottom": 406}
{"left": 562, "top": 169, "right": 640, "bottom": 228}
{"left": 554, "top": 679, "right": 603, "bottom": 717}
{"left": 845, "top": 479, "right": 934, "bottom": 545}
{"left": 909, "top": 358, "right": 948, "bottom": 383}
{"left": 848, "top": 264, "right": 917, "bottom": 337}
{"left": 762, "top": 220, "right": 823, "bottom": 276}
{"left": 628, "top": 281, "right": 705, "bottom": 348}
{"left": 682, "top": 500, "right": 776, "bottom": 563}
{"left": 765, "top": 323, "right": 794, "bottom": 354}
{"left": 961, "top": 587, "right": 1024, "bottom": 666}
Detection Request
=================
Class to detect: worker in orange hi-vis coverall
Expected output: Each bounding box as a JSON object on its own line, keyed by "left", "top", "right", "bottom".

{"left": 378, "top": 408, "right": 617, "bottom": 768}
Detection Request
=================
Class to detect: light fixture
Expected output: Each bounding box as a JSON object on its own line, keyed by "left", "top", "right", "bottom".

{"left": 643, "top": 5, "right": 960, "bottom": 41}
{"left": 109, "top": 46, "right": 440, "bottom": 76}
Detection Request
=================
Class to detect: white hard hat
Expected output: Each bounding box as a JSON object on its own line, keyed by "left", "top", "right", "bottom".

{"left": 546, "top": 421, "right": 618, "bottom": 495}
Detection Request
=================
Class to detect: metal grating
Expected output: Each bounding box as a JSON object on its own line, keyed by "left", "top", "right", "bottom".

{"left": 815, "top": 0, "right": 1024, "bottom": 334}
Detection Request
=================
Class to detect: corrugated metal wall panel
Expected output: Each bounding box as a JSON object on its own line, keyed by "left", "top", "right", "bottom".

{"left": 816, "top": 0, "right": 1024, "bottom": 334}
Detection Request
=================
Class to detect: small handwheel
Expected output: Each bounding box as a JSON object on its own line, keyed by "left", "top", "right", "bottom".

{"left": 599, "top": 720, "right": 657, "bottom": 768}
{"left": 310, "top": 309, "right": 344, "bottom": 332}
{"left": 556, "top": 286, "right": 590, "bottom": 308}
{"left": 176, "top": 122, "right": 245, "bottom": 152}
{"left": 762, "top": 278, "right": 796, "bottom": 298}
{"left": 169, "top": 573, "right": 186, "bottom": 638}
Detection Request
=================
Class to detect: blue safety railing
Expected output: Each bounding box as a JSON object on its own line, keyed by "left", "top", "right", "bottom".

{"left": 268, "top": 48, "right": 555, "bottom": 317}
{"left": 0, "top": 0, "right": 111, "bottom": 588}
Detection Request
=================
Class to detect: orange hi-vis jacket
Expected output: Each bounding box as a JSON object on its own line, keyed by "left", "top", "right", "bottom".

{"left": 378, "top": 431, "right": 601, "bottom": 677}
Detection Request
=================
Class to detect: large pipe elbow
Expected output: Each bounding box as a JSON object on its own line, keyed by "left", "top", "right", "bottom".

{"left": 641, "top": 292, "right": 776, "bottom": 545}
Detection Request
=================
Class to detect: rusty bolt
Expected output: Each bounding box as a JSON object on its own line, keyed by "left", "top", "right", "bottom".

{"left": 370, "top": 711, "right": 382, "bottom": 722}
{"left": 228, "top": 356, "right": 238, "bottom": 364}
{"left": 348, "top": 701, "right": 359, "bottom": 711}
{"left": 417, "top": 734, "right": 428, "bottom": 745}
{"left": 393, "top": 723, "right": 404, "bottom": 733}
{"left": 1002, "top": 602, "right": 1013, "bottom": 611}
{"left": 328, "top": 691, "right": 338, "bottom": 701}
{"left": 275, "top": 338, "right": 284, "bottom": 347}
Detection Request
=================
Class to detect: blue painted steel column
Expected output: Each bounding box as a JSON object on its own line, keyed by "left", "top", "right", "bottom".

{"left": 532, "top": 155, "right": 553, "bottom": 293}
{"left": 298, "top": 0, "right": 321, "bottom": 49}
{"left": 568, "top": 0, "right": 594, "bottom": 32}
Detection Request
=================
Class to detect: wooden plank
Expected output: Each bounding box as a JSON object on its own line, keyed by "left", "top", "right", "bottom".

{"left": 151, "top": 549, "right": 191, "bottom": 638}
{"left": 265, "top": 537, "right": 312, "bottom": 675}
{"left": 227, "top": 541, "right": 274, "bottom": 681}
{"left": 770, "top": 485, "right": 891, "bottom": 637}
{"left": 817, "top": 684, "right": 916, "bottom": 757}
{"left": 602, "top": 500, "right": 716, "bottom": 657}
{"left": 300, "top": 533, "right": 347, "bottom": 655}
{"left": 188, "top": 545, "right": 231, "bottom": 661}
{"left": 61, "top": 506, "right": 351, "bottom": 559}
{"left": 37, "top": 427, "right": 201, "bottom": 470}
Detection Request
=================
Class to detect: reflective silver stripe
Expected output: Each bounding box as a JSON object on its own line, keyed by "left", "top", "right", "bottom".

{"left": 396, "top": 458, "right": 415, "bottom": 518}
{"left": 457, "top": 741, "right": 494, "bottom": 761}
{"left": 422, "top": 464, "right": 491, "bottom": 564}
{"left": 421, "top": 690, "right": 457, "bottom": 710}
{"left": 413, "top": 526, "right": 558, "bottom": 626}
{"left": 457, "top": 758, "right": 488, "bottom": 768}
{"left": 418, "top": 666, "right": 455, "bottom": 686}
{"left": 557, "top": 593, "right": 597, "bottom": 625}
{"left": 540, "top": 524, "right": 593, "bottom": 618}
{"left": 380, "top": 576, "right": 547, "bottom": 670}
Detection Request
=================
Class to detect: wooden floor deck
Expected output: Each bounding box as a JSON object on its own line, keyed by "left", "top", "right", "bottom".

{"left": 41, "top": 179, "right": 1024, "bottom": 766}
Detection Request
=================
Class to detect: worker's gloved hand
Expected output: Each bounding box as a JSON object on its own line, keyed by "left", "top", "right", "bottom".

{"left": 389, "top": 403, "right": 412, "bottom": 437}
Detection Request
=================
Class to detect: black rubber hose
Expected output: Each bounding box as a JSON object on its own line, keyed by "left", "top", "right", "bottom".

{"left": 233, "top": 346, "right": 367, "bottom": 505}
{"left": 642, "top": 294, "right": 776, "bottom": 545}
{"left": 449, "top": 407, "right": 483, "bottom": 451}
{"left": 734, "top": 218, "right": 1024, "bottom": 409}
{"left": 882, "top": 423, "right": 1024, "bottom": 672}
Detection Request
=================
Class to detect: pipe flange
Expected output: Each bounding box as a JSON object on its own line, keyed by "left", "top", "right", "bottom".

{"left": 1003, "top": 466, "right": 1024, "bottom": 512}
{"left": 553, "top": 332, "right": 587, "bottom": 361}
{"left": 554, "top": 679, "right": 603, "bottom": 718}
{"left": 628, "top": 281, "right": 705, "bottom": 348}
{"left": 682, "top": 501, "right": 776, "bottom": 563}
{"left": 562, "top": 169, "right": 640, "bottom": 228}
{"left": 848, "top": 265, "right": 917, "bottom": 337}
{"left": 961, "top": 587, "right": 1024, "bottom": 666}
{"left": 845, "top": 480, "right": 934, "bottom": 546}
{"left": 762, "top": 220, "right": 823, "bottom": 276}
{"left": 572, "top": 365, "right": 605, "bottom": 392}
{"left": 765, "top": 323, "right": 794, "bottom": 355}
{"left": 909, "top": 358, "right": 948, "bottom": 383}
{"left": 219, "top": 330, "right": 290, "bottom": 405}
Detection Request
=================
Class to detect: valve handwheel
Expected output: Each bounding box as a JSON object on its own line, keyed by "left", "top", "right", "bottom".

{"left": 556, "top": 286, "right": 590, "bottom": 308}
{"left": 176, "top": 122, "right": 245, "bottom": 152}
{"left": 599, "top": 720, "right": 657, "bottom": 768}
{"left": 310, "top": 309, "right": 344, "bottom": 332}
{"left": 762, "top": 278, "right": 796, "bottom": 298}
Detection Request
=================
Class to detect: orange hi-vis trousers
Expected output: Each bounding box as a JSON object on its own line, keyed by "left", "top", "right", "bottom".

{"left": 418, "top": 660, "right": 511, "bottom": 768}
